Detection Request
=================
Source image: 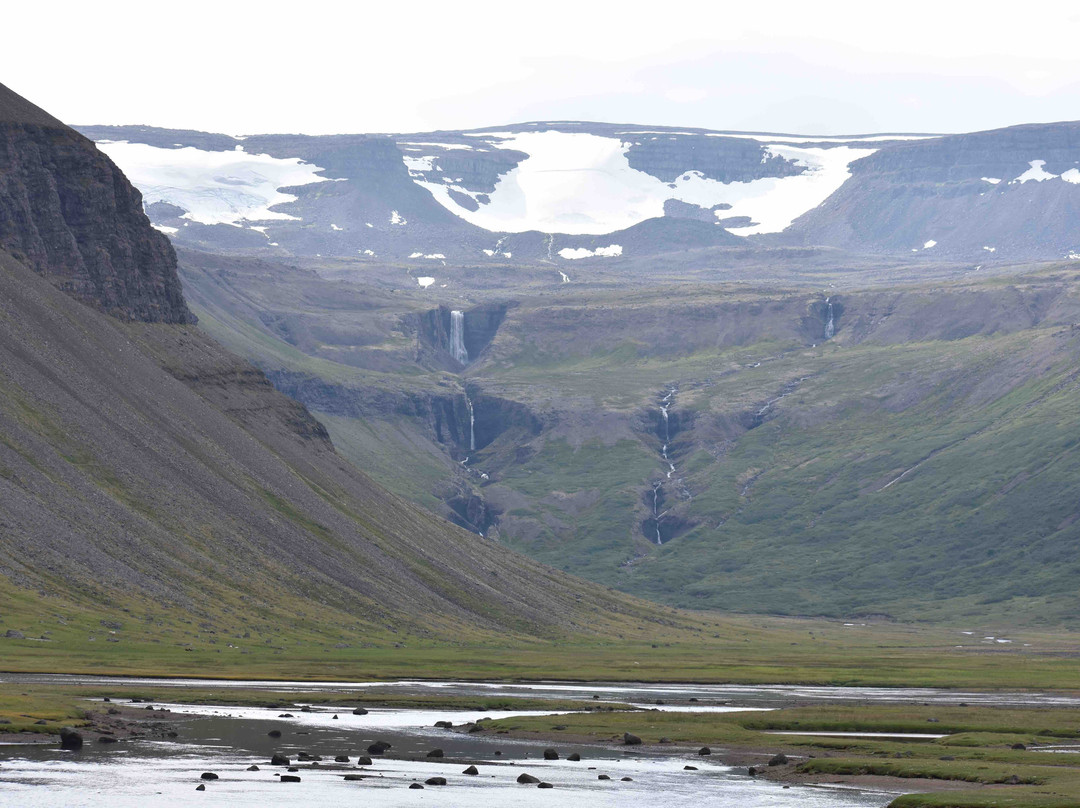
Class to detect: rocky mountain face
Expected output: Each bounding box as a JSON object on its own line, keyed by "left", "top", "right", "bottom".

{"left": 0, "top": 83, "right": 191, "bottom": 323}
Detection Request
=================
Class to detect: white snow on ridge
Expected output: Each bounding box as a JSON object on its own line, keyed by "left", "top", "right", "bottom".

{"left": 390, "top": 210, "right": 407, "bottom": 225}
{"left": 151, "top": 223, "right": 178, "bottom": 235}
{"left": 411, "top": 130, "right": 875, "bottom": 236}
{"left": 1012, "top": 160, "right": 1057, "bottom": 183}
{"left": 981, "top": 177, "right": 1002, "bottom": 184}
{"left": 1062, "top": 169, "right": 1080, "bottom": 184}
{"left": 558, "top": 244, "right": 623, "bottom": 259}
{"left": 923, "top": 240, "right": 937, "bottom": 249}
{"left": 416, "top": 276, "right": 435, "bottom": 288}
{"left": 96, "top": 141, "right": 329, "bottom": 226}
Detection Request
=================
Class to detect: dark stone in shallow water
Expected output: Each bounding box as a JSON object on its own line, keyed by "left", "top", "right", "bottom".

{"left": 567, "top": 753, "right": 581, "bottom": 761}
{"left": 196, "top": 784, "right": 205, "bottom": 791}
{"left": 247, "top": 765, "right": 259, "bottom": 771}
{"left": 410, "top": 783, "right": 424, "bottom": 789}
{"left": 427, "top": 748, "right": 444, "bottom": 758}
{"left": 768, "top": 753, "right": 788, "bottom": 766}
{"left": 368, "top": 741, "right": 392, "bottom": 754}
{"left": 623, "top": 732, "right": 642, "bottom": 745}
{"left": 425, "top": 777, "right": 447, "bottom": 786}
{"left": 97, "top": 736, "right": 118, "bottom": 744}
{"left": 268, "top": 730, "right": 282, "bottom": 738}
{"left": 538, "top": 782, "right": 554, "bottom": 788}
{"left": 335, "top": 755, "right": 350, "bottom": 762}
{"left": 355, "top": 755, "right": 373, "bottom": 765}
{"left": 59, "top": 727, "right": 83, "bottom": 750}
{"left": 463, "top": 765, "right": 479, "bottom": 775}
{"left": 543, "top": 748, "right": 559, "bottom": 760}
{"left": 598, "top": 774, "right": 611, "bottom": 780}
{"left": 517, "top": 773, "right": 540, "bottom": 784}
{"left": 352, "top": 707, "right": 368, "bottom": 715}
{"left": 280, "top": 775, "right": 301, "bottom": 783}
{"left": 698, "top": 747, "right": 712, "bottom": 755}
{"left": 200, "top": 772, "right": 218, "bottom": 780}
{"left": 270, "top": 753, "right": 290, "bottom": 766}
{"left": 343, "top": 774, "right": 364, "bottom": 781}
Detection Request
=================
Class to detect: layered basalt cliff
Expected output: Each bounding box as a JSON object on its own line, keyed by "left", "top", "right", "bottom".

{"left": 0, "top": 82, "right": 192, "bottom": 323}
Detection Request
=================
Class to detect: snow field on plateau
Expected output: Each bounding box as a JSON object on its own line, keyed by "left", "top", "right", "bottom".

{"left": 410, "top": 130, "right": 875, "bottom": 236}
{"left": 96, "top": 142, "right": 330, "bottom": 226}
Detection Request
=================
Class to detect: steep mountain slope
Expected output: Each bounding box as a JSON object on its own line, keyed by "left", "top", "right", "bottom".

{"left": 0, "top": 82, "right": 690, "bottom": 665}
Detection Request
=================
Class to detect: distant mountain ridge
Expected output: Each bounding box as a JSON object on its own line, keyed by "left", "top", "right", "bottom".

{"left": 76, "top": 117, "right": 1080, "bottom": 268}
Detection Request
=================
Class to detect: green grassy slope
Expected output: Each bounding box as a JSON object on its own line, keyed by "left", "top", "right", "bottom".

{"left": 179, "top": 254, "right": 1080, "bottom": 625}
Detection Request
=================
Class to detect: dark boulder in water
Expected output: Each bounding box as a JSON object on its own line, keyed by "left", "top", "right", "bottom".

{"left": 427, "top": 748, "right": 444, "bottom": 758}
{"left": 352, "top": 707, "right": 368, "bottom": 715}
{"left": 463, "top": 765, "right": 479, "bottom": 775}
{"left": 280, "top": 775, "right": 301, "bottom": 783}
{"left": 768, "top": 753, "right": 788, "bottom": 766}
{"left": 368, "top": 740, "right": 392, "bottom": 755}
{"left": 200, "top": 772, "right": 219, "bottom": 780}
{"left": 543, "top": 748, "right": 559, "bottom": 760}
{"left": 425, "top": 777, "right": 447, "bottom": 785}
{"left": 59, "top": 727, "right": 83, "bottom": 750}
{"left": 270, "top": 753, "right": 290, "bottom": 766}
{"left": 623, "top": 732, "right": 642, "bottom": 745}
{"left": 517, "top": 773, "right": 540, "bottom": 784}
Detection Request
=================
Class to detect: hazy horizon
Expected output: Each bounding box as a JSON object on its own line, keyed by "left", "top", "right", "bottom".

{"left": 6, "top": 0, "right": 1080, "bottom": 136}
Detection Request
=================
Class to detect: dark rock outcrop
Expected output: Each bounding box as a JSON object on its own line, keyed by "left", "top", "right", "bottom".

{"left": 0, "top": 82, "right": 193, "bottom": 323}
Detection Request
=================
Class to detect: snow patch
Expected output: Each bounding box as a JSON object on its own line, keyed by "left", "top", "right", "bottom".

{"left": 1012, "top": 160, "right": 1057, "bottom": 183}
{"left": 151, "top": 223, "right": 178, "bottom": 235}
{"left": 983, "top": 246, "right": 996, "bottom": 253}
{"left": 96, "top": 141, "right": 329, "bottom": 226}
{"left": 559, "top": 244, "right": 623, "bottom": 259}
{"left": 409, "top": 252, "right": 446, "bottom": 260}
{"left": 403, "top": 155, "right": 437, "bottom": 175}
{"left": 360, "top": 249, "right": 376, "bottom": 256}
{"left": 923, "top": 240, "right": 937, "bottom": 249}
{"left": 390, "top": 210, "right": 407, "bottom": 225}
{"left": 330, "top": 223, "right": 343, "bottom": 231}
{"left": 417, "top": 276, "right": 435, "bottom": 288}
{"left": 412, "top": 130, "right": 874, "bottom": 236}
{"left": 981, "top": 177, "right": 1002, "bottom": 184}
{"left": 1062, "top": 168, "right": 1080, "bottom": 184}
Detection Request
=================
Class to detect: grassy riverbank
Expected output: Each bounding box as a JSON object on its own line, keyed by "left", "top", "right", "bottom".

{"left": 4, "top": 604, "right": 1080, "bottom": 689}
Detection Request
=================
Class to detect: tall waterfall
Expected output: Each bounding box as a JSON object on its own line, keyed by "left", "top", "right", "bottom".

{"left": 450, "top": 310, "right": 469, "bottom": 364}
{"left": 824, "top": 297, "right": 835, "bottom": 340}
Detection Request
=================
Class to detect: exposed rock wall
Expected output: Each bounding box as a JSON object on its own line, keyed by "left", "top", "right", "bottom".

{"left": 0, "top": 82, "right": 192, "bottom": 323}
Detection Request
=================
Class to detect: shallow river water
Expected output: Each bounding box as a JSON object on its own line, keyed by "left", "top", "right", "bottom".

{"left": 2, "top": 675, "right": 1075, "bottom": 807}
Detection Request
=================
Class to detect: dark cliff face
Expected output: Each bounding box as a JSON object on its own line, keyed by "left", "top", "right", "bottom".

{"left": 0, "top": 82, "right": 193, "bottom": 323}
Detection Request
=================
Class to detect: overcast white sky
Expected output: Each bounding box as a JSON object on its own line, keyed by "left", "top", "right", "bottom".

{"left": 6, "top": 0, "right": 1080, "bottom": 135}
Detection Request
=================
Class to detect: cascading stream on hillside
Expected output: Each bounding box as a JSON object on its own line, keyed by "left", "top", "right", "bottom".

{"left": 825, "top": 297, "right": 835, "bottom": 339}
{"left": 450, "top": 310, "right": 469, "bottom": 365}
{"left": 650, "top": 386, "right": 679, "bottom": 545}
{"left": 465, "top": 390, "right": 476, "bottom": 452}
